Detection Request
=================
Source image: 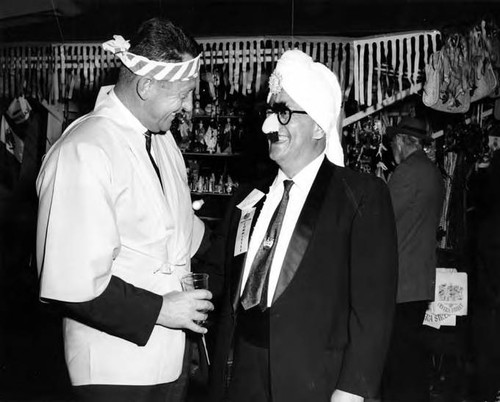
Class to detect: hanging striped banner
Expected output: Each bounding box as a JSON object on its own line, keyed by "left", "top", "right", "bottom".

{"left": 0, "top": 31, "right": 440, "bottom": 126}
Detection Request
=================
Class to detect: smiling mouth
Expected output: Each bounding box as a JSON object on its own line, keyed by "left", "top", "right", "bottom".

{"left": 266, "top": 132, "right": 279, "bottom": 143}
{"left": 267, "top": 132, "right": 289, "bottom": 144}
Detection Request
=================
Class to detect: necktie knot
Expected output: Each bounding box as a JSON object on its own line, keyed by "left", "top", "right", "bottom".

{"left": 144, "top": 130, "right": 152, "bottom": 153}
{"left": 283, "top": 179, "right": 294, "bottom": 195}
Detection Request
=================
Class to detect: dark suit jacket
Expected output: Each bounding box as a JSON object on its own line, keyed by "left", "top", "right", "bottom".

{"left": 206, "top": 158, "right": 398, "bottom": 401}
{"left": 388, "top": 149, "right": 444, "bottom": 303}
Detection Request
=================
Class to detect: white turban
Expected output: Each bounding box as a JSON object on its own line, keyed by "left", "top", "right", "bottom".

{"left": 267, "top": 49, "right": 344, "bottom": 166}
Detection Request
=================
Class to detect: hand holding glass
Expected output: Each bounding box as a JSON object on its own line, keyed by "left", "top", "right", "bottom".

{"left": 181, "top": 272, "right": 211, "bottom": 365}
{"left": 181, "top": 273, "right": 209, "bottom": 326}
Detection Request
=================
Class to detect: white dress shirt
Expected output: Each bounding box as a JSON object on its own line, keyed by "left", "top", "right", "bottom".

{"left": 241, "top": 153, "right": 325, "bottom": 306}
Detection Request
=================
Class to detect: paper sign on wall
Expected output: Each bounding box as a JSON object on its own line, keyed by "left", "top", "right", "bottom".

{"left": 423, "top": 268, "right": 467, "bottom": 329}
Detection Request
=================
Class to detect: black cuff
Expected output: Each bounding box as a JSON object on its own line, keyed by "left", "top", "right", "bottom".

{"left": 55, "top": 276, "right": 162, "bottom": 346}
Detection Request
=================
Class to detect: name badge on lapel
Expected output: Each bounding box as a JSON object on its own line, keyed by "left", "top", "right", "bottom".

{"left": 234, "top": 188, "right": 265, "bottom": 257}
{"left": 236, "top": 189, "right": 265, "bottom": 211}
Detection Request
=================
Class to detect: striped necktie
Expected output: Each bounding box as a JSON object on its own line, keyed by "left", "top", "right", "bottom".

{"left": 240, "top": 179, "right": 294, "bottom": 311}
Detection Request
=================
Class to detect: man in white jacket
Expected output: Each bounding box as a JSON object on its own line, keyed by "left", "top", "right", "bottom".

{"left": 36, "top": 18, "right": 213, "bottom": 402}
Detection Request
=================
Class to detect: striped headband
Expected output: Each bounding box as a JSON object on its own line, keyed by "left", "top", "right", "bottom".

{"left": 102, "top": 35, "right": 201, "bottom": 82}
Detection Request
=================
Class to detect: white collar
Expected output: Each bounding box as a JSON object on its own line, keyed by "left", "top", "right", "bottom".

{"left": 96, "top": 85, "right": 147, "bottom": 136}
{"left": 274, "top": 152, "right": 325, "bottom": 194}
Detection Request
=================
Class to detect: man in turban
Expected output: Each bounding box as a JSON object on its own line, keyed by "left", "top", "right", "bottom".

{"left": 207, "top": 49, "right": 398, "bottom": 402}
{"left": 36, "top": 18, "right": 213, "bottom": 402}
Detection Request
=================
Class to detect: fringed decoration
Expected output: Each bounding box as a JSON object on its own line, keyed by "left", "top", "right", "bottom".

{"left": 234, "top": 41, "right": 241, "bottom": 94}
{"left": 0, "top": 30, "right": 439, "bottom": 127}
{"left": 413, "top": 36, "right": 420, "bottom": 85}
{"left": 241, "top": 41, "right": 247, "bottom": 96}
{"left": 398, "top": 38, "right": 404, "bottom": 91}
{"left": 367, "top": 43, "right": 374, "bottom": 107}
{"left": 256, "top": 40, "right": 262, "bottom": 94}
{"left": 228, "top": 41, "right": 234, "bottom": 95}
{"left": 354, "top": 43, "right": 360, "bottom": 103}
{"left": 405, "top": 37, "right": 412, "bottom": 86}
{"left": 376, "top": 41, "right": 382, "bottom": 105}
{"left": 359, "top": 43, "right": 366, "bottom": 106}
{"left": 248, "top": 41, "right": 255, "bottom": 95}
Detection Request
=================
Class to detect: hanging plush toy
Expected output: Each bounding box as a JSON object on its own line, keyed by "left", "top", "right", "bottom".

{"left": 6, "top": 96, "right": 32, "bottom": 124}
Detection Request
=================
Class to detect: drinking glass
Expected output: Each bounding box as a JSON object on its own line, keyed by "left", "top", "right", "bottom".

{"left": 181, "top": 272, "right": 210, "bottom": 365}
{"left": 181, "top": 273, "right": 209, "bottom": 292}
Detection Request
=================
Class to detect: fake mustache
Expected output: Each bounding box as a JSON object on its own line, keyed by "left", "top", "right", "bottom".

{"left": 266, "top": 132, "right": 279, "bottom": 143}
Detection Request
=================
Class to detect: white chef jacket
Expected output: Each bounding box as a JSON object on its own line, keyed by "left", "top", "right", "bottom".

{"left": 241, "top": 153, "right": 324, "bottom": 306}
{"left": 36, "top": 86, "right": 205, "bottom": 386}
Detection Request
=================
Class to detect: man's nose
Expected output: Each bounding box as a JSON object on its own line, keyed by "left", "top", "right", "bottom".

{"left": 262, "top": 113, "right": 279, "bottom": 134}
{"left": 183, "top": 94, "right": 194, "bottom": 113}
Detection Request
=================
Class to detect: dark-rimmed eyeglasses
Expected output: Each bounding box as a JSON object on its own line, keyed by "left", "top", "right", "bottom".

{"left": 265, "top": 103, "right": 308, "bottom": 125}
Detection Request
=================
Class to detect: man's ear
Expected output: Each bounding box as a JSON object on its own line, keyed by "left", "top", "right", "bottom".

{"left": 395, "top": 134, "right": 403, "bottom": 147}
{"left": 312, "top": 123, "right": 326, "bottom": 140}
{"left": 136, "top": 77, "right": 154, "bottom": 100}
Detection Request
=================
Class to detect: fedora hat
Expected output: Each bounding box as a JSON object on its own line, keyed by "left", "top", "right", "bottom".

{"left": 386, "top": 116, "right": 430, "bottom": 140}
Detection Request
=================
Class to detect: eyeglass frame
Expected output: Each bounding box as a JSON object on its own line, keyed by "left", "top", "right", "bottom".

{"left": 265, "top": 103, "right": 308, "bottom": 125}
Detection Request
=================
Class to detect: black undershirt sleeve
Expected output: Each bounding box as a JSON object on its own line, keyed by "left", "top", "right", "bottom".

{"left": 50, "top": 276, "right": 163, "bottom": 346}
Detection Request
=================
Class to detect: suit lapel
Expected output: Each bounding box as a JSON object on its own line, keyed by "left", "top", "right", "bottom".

{"left": 272, "top": 159, "right": 334, "bottom": 304}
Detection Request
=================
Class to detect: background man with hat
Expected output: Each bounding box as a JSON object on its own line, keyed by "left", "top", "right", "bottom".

{"left": 207, "top": 49, "right": 398, "bottom": 402}
{"left": 36, "top": 18, "right": 213, "bottom": 402}
{"left": 381, "top": 116, "right": 444, "bottom": 402}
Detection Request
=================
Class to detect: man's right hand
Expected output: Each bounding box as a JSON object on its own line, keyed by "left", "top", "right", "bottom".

{"left": 156, "top": 290, "right": 213, "bottom": 334}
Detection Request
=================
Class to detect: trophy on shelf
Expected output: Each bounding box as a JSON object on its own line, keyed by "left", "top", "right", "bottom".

{"left": 193, "top": 99, "right": 205, "bottom": 117}
{"left": 204, "top": 124, "right": 218, "bottom": 154}
{"left": 177, "top": 113, "right": 192, "bottom": 152}
{"left": 220, "top": 117, "right": 233, "bottom": 154}
{"left": 192, "top": 120, "right": 206, "bottom": 153}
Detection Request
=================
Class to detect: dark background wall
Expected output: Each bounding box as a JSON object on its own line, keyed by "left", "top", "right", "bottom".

{"left": 1, "top": 0, "right": 500, "bottom": 42}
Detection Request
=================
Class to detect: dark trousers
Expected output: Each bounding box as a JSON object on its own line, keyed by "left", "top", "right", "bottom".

{"left": 472, "top": 306, "right": 500, "bottom": 401}
{"left": 227, "top": 306, "right": 271, "bottom": 402}
{"left": 73, "top": 340, "right": 192, "bottom": 402}
{"left": 381, "top": 301, "right": 431, "bottom": 402}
